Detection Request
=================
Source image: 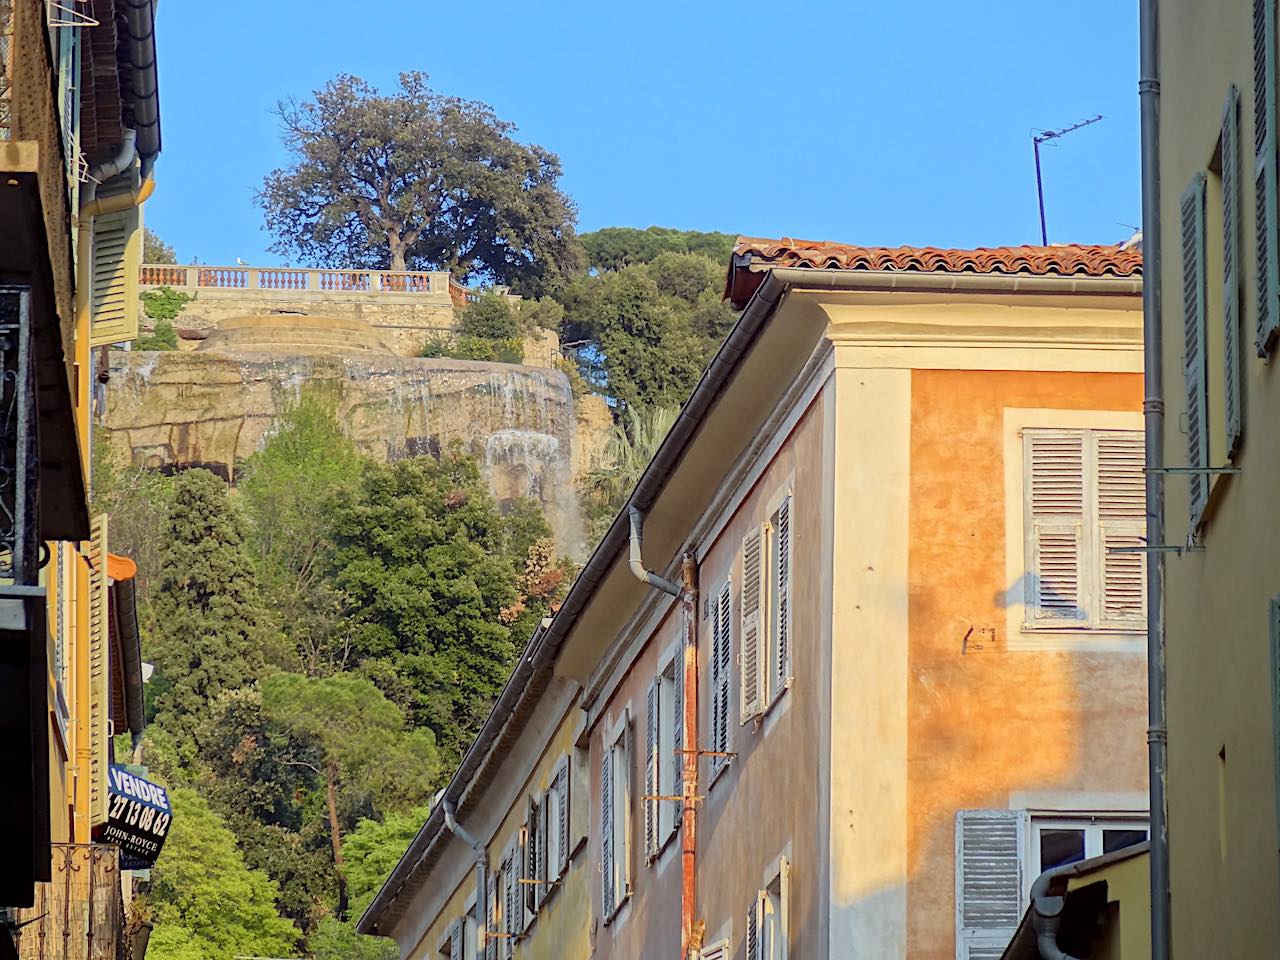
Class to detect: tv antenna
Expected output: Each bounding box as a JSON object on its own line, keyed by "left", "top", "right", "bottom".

{"left": 1033, "top": 115, "right": 1103, "bottom": 245}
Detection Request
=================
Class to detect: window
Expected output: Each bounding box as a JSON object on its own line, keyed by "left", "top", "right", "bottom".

{"left": 1022, "top": 429, "right": 1145, "bottom": 631}
{"left": 464, "top": 900, "right": 478, "bottom": 960}
{"left": 1255, "top": 0, "right": 1280, "bottom": 356}
{"left": 524, "top": 796, "right": 542, "bottom": 925}
{"left": 1221, "top": 84, "right": 1244, "bottom": 460}
{"left": 548, "top": 754, "right": 570, "bottom": 884}
{"left": 746, "top": 858, "right": 790, "bottom": 960}
{"left": 500, "top": 838, "right": 521, "bottom": 957}
{"left": 709, "top": 579, "right": 733, "bottom": 776}
{"left": 601, "top": 712, "right": 632, "bottom": 921}
{"left": 1181, "top": 173, "right": 1211, "bottom": 530}
{"left": 1029, "top": 816, "right": 1149, "bottom": 879}
{"left": 645, "top": 644, "right": 683, "bottom": 861}
{"left": 741, "top": 493, "right": 793, "bottom": 722}
{"left": 955, "top": 810, "right": 1148, "bottom": 959}
{"left": 439, "top": 919, "right": 463, "bottom": 960}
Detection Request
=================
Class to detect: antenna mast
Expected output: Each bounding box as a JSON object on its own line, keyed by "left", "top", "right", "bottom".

{"left": 1033, "top": 114, "right": 1103, "bottom": 245}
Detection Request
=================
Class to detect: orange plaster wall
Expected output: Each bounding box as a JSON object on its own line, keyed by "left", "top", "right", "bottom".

{"left": 905, "top": 369, "right": 1149, "bottom": 959}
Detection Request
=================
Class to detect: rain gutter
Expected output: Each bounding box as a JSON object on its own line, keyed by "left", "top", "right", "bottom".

{"left": 356, "top": 263, "right": 1141, "bottom": 936}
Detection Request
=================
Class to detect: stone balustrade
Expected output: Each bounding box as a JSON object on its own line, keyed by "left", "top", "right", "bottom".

{"left": 139, "top": 264, "right": 459, "bottom": 297}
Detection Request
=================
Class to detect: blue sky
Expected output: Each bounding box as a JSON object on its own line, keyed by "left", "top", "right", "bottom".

{"left": 148, "top": 1, "right": 1139, "bottom": 267}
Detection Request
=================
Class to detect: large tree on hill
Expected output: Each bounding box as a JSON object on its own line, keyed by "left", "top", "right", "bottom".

{"left": 259, "top": 71, "right": 584, "bottom": 294}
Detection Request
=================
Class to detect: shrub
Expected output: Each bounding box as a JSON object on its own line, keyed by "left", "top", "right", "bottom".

{"left": 457, "top": 292, "right": 519, "bottom": 340}
{"left": 137, "top": 318, "right": 179, "bottom": 351}
{"left": 420, "top": 335, "right": 451, "bottom": 358}
{"left": 140, "top": 286, "right": 194, "bottom": 323}
{"left": 449, "top": 336, "right": 496, "bottom": 361}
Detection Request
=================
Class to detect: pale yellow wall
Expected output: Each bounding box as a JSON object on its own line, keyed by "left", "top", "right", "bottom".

{"left": 398, "top": 702, "right": 591, "bottom": 960}
{"left": 1160, "top": 1, "right": 1280, "bottom": 954}
{"left": 1066, "top": 853, "right": 1151, "bottom": 960}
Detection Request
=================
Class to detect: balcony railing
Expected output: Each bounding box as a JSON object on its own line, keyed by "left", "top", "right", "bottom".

{"left": 0, "top": 0, "right": 12, "bottom": 140}
{"left": 15, "top": 844, "right": 127, "bottom": 960}
{"left": 139, "top": 264, "right": 450, "bottom": 295}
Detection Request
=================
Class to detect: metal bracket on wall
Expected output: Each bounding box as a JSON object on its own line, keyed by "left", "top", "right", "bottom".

{"left": 1145, "top": 466, "right": 1241, "bottom": 475}
{"left": 1107, "top": 544, "right": 1205, "bottom": 555}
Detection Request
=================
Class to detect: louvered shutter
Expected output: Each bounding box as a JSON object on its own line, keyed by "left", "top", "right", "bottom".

{"left": 1097, "top": 433, "right": 1147, "bottom": 625}
{"left": 645, "top": 679, "right": 658, "bottom": 861}
{"left": 90, "top": 206, "right": 142, "bottom": 346}
{"left": 555, "top": 756, "right": 570, "bottom": 878}
{"left": 1256, "top": 0, "right": 1280, "bottom": 354}
{"left": 741, "top": 527, "right": 764, "bottom": 721}
{"left": 670, "top": 640, "right": 683, "bottom": 844}
{"left": 717, "top": 582, "right": 732, "bottom": 755}
{"left": 485, "top": 869, "right": 498, "bottom": 960}
{"left": 1224, "top": 84, "right": 1246, "bottom": 457}
{"left": 88, "top": 515, "right": 110, "bottom": 827}
{"left": 955, "top": 810, "right": 1026, "bottom": 960}
{"left": 523, "top": 804, "right": 537, "bottom": 924}
{"left": 601, "top": 749, "right": 614, "bottom": 918}
{"left": 1024, "top": 433, "right": 1086, "bottom": 626}
{"left": 747, "top": 890, "right": 763, "bottom": 960}
{"left": 708, "top": 587, "right": 723, "bottom": 774}
{"left": 620, "top": 719, "right": 633, "bottom": 896}
{"left": 1182, "top": 174, "right": 1210, "bottom": 530}
{"left": 503, "top": 848, "right": 518, "bottom": 951}
{"left": 776, "top": 496, "right": 793, "bottom": 688}
{"left": 700, "top": 942, "right": 729, "bottom": 960}
{"left": 538, "top": 795, "right": 550, "bottom": 907}
{"left": 453, "top": 920, "right": 464, "bottom": 960}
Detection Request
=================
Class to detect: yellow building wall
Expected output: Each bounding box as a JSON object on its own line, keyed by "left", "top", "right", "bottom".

{"left": 1066, "top": 853, "right": 1151, "bottom": 960}
{"left": 1159, "top": 1, "right": 1280, "bottom": 954}
{"left": 402, "top": 705, "right": 591, "bottom": 960}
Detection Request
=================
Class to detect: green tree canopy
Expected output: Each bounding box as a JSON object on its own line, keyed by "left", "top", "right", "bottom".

{"left": 579, "top": 226, "right": 736, "bottom": 272}
{"left": 145, "top": 786, "right": 301, "bottom": 960}
{"left": 146, "top": 469, "right": 287, "bottom": 760}
{"left": 143, "top": 226, "right": 177, "bottom": 264}
{"left": 261, "top": 672, "right": 438, "bottom": 919}
{"left": 259, "top": 71, "right": 584, "bottom": 294}
{"left": 579, "top": 403, "right": 679, "bottom": 544}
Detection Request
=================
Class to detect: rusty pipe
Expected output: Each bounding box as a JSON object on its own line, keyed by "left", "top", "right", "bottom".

{"left": 679, "top": 553, "right": 699, "bottom": 960}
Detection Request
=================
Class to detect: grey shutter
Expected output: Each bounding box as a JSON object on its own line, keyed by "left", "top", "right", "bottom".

{"left": 1256, "top": 0, "right": 1280, "bottom": 354}
{"left": 502, "top": 851, "right": 516, "bottom": 955}
{"left": 1224, "top": 84, "right": 1245, "bottom": 457}
{"left": 1025, "top": 432, "right": 1086, "bottom": 625}
{"left": 449, "top": 919, "right": 463, "bottom": 960}
{"left": 620, "top": 719, "right": 633, "bottom": 895}
{"left": 1182, "top": 174, "right": 1210, "bottom": 531}
{"left": 485, "top": 869, "right": 498, "bottom": 960}
{"left": 708, "top": 586, "right": 723, "bottom": 773}
{"left": 740, "top": 527, "right": 764, "bottom": 721}
{"left": 776, "top": 496, "right": 793, "bottom": 687}
{"left": 746, "top": 893, "right": 761, "bottom": 960}
{"left": 523, "top": 802, "right": 537, "bottom": 923}
{"left": 555, "top": 756, "right": 570, "bottom": 878}
{"left": 601, "top": 749, "right": 614, "bottom": 918}
{"left": 955, "top": 810, "right": 1025, "bottom": 959}
{"left": 538, "top": 793, "right": 550, "bottom": 906}
{"left": 717, "top": 581, "right": 732, "bottom": 755}
{"left": 1097, "top": 432, "right": 1147, "bottom": 625}
{"left": 670, "top": 641, "right": 684, "bottom": 843}
{"left": 644, "top": 679, "right": 658, "bottom": 861}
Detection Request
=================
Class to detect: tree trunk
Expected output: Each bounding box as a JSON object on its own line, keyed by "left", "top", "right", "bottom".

{"left": 388, "top": 238, "right": 407, "bottom": 272}
{"left": 326, "top": 757, "right": 350, "bottom": 920}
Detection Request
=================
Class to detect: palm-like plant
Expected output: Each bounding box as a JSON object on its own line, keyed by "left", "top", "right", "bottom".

{"left": 579, "top": 404, "right": 680, "bottom": 547}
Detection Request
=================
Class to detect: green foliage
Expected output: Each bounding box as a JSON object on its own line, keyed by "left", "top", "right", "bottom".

{"left": 239, "top": 391, "right": 363, "bottom": 675}
{"left": 326, "top": 454, "right": 561, "bottom": 763}
{"left": 458, "top": 292, "right": 520, "bottom": 340}
{"left": 137, "top": 317, "right": 179, "bottom": 351}
{"left": 515, "top": 296, "right": 564, "bottom": 332}
{"left": 579, "top": 404, "right": 680, "bottom": 544}
{"left": 146, "top": 786, "right": 301, "bottom": 959}
{"left": 309, "top": 917, "right": 400, "bottom": 960}
{"left": 144, "top": 227, "right": 177, "bottom": 264}
{"left": 579, "top": 226, "right": 736, "bottom": 272}
{"left": 90, "top": 428, "right": 174, "bottom": 596}
{"left": 140, "top": 286, "right": 194, "bottom": 322}
{"left": 420, "top": 335, "right": 451, "bottom": 358}
{"left": 259, "top": 71, "right": 584, "bottom": 294}
{"left": 147, "top": 469, "right": 288, "bottom": 759}
{"left": 343, "top": 804, "right": 432, "bottom": 917}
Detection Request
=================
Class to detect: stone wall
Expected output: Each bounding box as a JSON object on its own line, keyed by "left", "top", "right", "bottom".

{"left": 102, "top": 350, "right": 612, "bottom": 557}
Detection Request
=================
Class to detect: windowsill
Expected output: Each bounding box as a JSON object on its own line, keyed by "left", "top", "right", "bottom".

{"left": 1008, "top": 628, "right": 1146, "bottom": 653}
{"left": 708, "top": 756, "right": 732, "bottom": 792}
{"left": 603, "top": 889, "right": 631, "bottom": 928}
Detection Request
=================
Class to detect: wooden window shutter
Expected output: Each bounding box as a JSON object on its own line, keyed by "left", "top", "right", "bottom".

{"left": 713, "top": 580, "right": 733, "bottom": 771}
{"left": 89, "top": 206, "right": 142, "bottom": 347}
{"left": 485, "top": 869, "right": 498, "bottom": 960}
{"left": 1224, "top": 84, "right": 1246, "bottom": 457}
{"left": 453, "top": 920, "right": 464, "bottom": 960}
{"left": 620, "top": 718, "right": 633, "bottom": 895}
{"left": 1256, "top": 0, "right": 1280, "bottom": 354}
{"left": 1024, "top": 432, "right": 1086, "bottom": 625}
{"left": 644, "top": 679, "right": 659, "bottom": 861}
{"left": 1182, "top": 173, "right": 1211, "bottom": 530}
{"left": 670, "top": 637, "right": 683, "bottom": 843}
{"left": 699, "top": 942, "right": 729, "bottom": 960}
{"left": 955, "top": 809, "right": 1026, "bottom": 960}
{"left": 601, "top": 748, "right": 614, "bottom": 918}
{"left": 1097, "top": 433, "right": 1147, "bottom": 625}
{"left": 555, "top": 756, "right": 570, "bottom": 878}
{"left": 776, "top": 495, "right": 793, "bottom": 688}
{"left": 746, "top": 891, "right": 761, "bottom": 960}
{"left": 740, "top": 528, "right": 764, "bottom": 722}
{"left": 523, "top": 802, "right": 538, "bottom": 923}
{"left": 88, "top": 515, "right": 110, "bottom": 827}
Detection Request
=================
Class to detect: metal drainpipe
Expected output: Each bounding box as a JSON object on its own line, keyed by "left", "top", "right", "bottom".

{"left": 442, "top": 799, "right": 487, "bottom": 955}
{"left": 625, "top": 506, "right": 699, "bottom": 959}
{"left": 1138, "top": 0, "right": 1170, "bottom": 956}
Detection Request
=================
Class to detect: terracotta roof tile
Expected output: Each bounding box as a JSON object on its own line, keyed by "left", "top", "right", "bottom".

{"left": 724, "top": 236, "right": 1143, "bottom": 308}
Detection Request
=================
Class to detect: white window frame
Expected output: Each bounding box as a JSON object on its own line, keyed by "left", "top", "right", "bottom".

{"left": 1002, "top": 409, "right": 1146, "bottom": 652}
{"left": 1026, "top": 813, "right": 1149, "bottom": 898}
{"left": 602, "top": 709, "right": 632, "bottom": 922}
{"left": 747, "top": 856, "right": 790, "bottom": 960}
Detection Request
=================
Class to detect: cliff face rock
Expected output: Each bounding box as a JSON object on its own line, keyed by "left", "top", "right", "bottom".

{"left": 102, "top": 347, "right": 613, "bottom": 558}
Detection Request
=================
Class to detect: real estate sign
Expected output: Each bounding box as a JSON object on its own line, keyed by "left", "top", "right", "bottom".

{"left": 95, "top": 765, "right": 172, "bottom": 869}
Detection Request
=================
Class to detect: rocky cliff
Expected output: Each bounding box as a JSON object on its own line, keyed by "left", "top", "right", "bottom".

{"left": 101, "top": 323, "right": 612, "bottom": 557}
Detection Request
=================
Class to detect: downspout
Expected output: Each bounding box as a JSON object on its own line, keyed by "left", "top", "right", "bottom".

{"left": 626, "top": 506, "right": 699, "bottom": 959}
{"left": 1028, "top": 865, "right": 1084, "bottom": 960}
{"left": 442, "top": 799, "right": 487, "bottom": 955}
{"left": 1138, "top": 1, "right": 1170, "bottom": 957}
